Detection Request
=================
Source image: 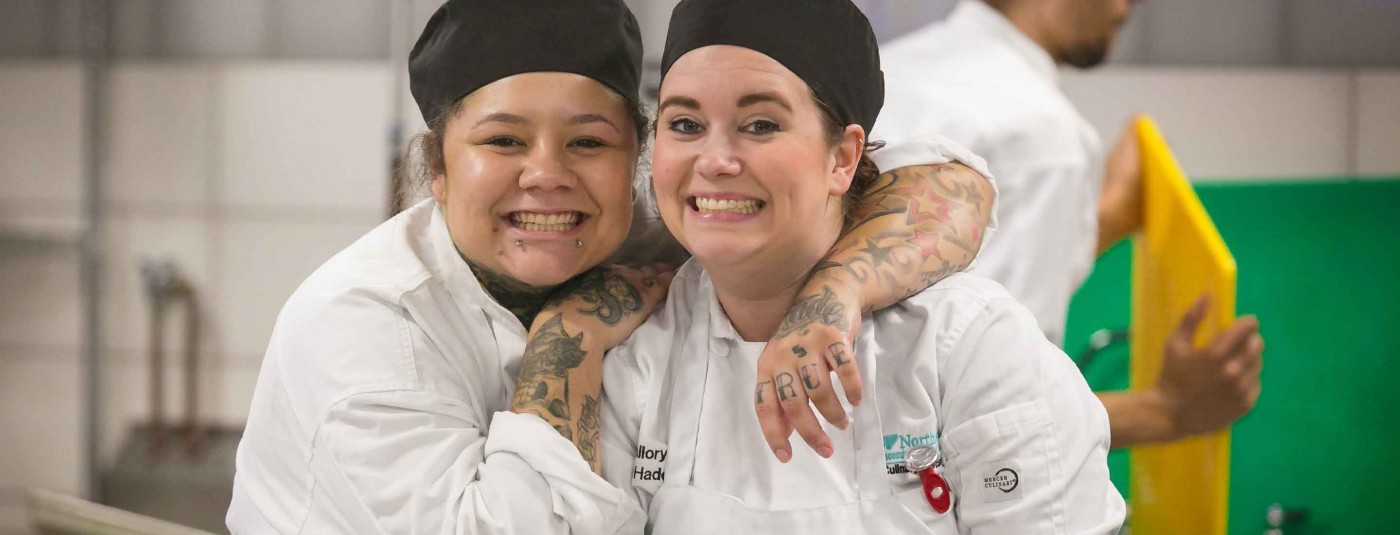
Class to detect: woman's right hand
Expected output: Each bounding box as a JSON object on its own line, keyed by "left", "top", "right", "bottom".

{"left": 539, "top": 263, "right": 674, "bottom": 350}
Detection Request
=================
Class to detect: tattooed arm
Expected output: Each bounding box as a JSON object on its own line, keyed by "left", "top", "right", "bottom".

{"left": 511, "top": 266, "right": 671, "bottom": 473}
{"left": 755, "top": 162, "right": 996, "bottom": 461}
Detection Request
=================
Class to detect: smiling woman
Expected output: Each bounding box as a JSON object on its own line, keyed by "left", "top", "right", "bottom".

{"left": 581, "top": 0, "right": 1126, "bottom": 532}
{"left": 226, "top": 1, "right": 667, "bottom": 533}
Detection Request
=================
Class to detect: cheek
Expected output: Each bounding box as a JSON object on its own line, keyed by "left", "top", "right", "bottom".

{"left": 584, "top": 156, "right": 638, "bottom": 222}
{"left": 650, "top": 139, "right": 689, "bottom": 209}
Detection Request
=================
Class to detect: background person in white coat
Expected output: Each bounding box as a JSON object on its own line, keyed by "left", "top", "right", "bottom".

{"left": 228, "top": 0, "right": 999, "bottom": 532}
{"left": 523, "top": 0, "right": 1124, "bottom": 531}
{"left": 872, "top": 0, "right": 1266, "bottom": 448}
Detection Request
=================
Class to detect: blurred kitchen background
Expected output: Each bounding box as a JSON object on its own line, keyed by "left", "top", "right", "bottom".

{"left": 0, "top": 0, "right": 1396, "bottom": 533}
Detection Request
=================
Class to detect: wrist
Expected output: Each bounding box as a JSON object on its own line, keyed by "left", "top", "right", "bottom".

{"left": 1143, "top": 386, "right": 1185, "bottom": 442}
{"left": 529, "top": 312, "right": 610, "bottom": 357}
{"left": 802, "top": 271, "right": 867, "bottom": 314}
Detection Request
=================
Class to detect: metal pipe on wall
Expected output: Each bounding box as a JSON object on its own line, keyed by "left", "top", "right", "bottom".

{"left": 81, "top": 0, "right": 110, "bottom": 504}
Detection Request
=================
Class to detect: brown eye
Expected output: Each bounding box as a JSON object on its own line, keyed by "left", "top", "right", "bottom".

{"left": 484, "top": 136, "right": 524, "bottom": 148}
{"left": 571, "top": 137, "right": 607, "bottom": 149}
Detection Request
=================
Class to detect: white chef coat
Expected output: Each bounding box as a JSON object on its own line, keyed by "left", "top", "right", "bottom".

{"left": 872, "top": 0, "right": 1105, "bottom": 345}
{"left": 228, "top": 133, "right": 997, "bottom": 534}
{"left": 227, "top": 199, "right": 645, "bottom": 534}
{"left": 599, "top": 261, "right": 1125, "bottom": 533}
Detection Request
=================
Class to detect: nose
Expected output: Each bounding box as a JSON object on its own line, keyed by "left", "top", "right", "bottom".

{"left": 695, "top": 135, "right": 741, "bottom": 181}
{"left": 519, "top": 145, "right": 578, "bottom": 192}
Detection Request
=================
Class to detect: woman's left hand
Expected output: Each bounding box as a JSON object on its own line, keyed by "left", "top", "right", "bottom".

{"left": 753, "top": 282, "right": 864, "bottom": 463}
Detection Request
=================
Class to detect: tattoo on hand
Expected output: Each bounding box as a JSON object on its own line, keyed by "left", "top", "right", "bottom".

{"left": 828, "top": 342, "right": 851, "bottom": 368}
{"left": 792, "top": 345, "right": 808, "bottom": 358}
{"left": 755, "top": 380, "right": 771, "bottom": 404}
{"left": 548, "top": 269, "right": 643, "bottom": 326}
{"left": 775, "top": 373, "right": 798, "bottom": 402}
{"left": 773, "top": 287, "right": 850, "bottom": 339}
{"left": 800, "top": 364, "right": 822, "bottom": 390}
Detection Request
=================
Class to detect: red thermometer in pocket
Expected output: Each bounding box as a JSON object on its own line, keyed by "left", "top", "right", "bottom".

{"left": 904, "top": 445, "right": 951, "bottom": 514}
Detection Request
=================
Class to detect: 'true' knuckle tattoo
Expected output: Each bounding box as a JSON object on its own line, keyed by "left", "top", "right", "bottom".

{"left": 755, "top": 380, "right": 772, "bottom": 405}
{"left": 775, "top": 372, "right": 798, "bottom": 402}
{"left": 800, "top": 363, "right": 822, "bottom": 391}
{"left": 828, "top": 341, "right": 852, "bottom": 367}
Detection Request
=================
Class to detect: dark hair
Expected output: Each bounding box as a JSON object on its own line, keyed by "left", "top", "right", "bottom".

{"left": 812, "top": 95, "right": 883, "bottom": 222}
{"left": 393, "top": 89, "right": 650, "bottom": 211}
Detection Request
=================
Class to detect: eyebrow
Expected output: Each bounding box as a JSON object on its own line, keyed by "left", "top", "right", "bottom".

{"left": 473, "top": 113, "right": 528, "bottom": 128}
{"left": 568, "top": 113, "right": 621, "bottom": 134}
{"left": 737, "top": 92, "right": 792, "bottom": 112}
{"left": 658, "top": 96, "right": 701, "bottom": 115}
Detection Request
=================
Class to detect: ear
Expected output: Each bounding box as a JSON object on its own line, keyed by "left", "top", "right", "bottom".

{"left": 431, "top": 174, "right": 447, "bottom": 205}
{"left": 828, "top": 124, "right": 865, "bottom": 196}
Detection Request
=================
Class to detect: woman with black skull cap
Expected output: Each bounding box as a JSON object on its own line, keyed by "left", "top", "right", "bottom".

{"left": 229, "top": 0, "right": 999, "bottom": 533}
{"left": 570, "top": 0, "right": 1125, "bottom": 532}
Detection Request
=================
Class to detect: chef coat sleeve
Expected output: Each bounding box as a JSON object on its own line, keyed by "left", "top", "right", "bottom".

{"left": 302, "top": 338, "right": 645, "bottom": 534}
{"left": 936, "top": 294, "right": 1125, "bottom": 534}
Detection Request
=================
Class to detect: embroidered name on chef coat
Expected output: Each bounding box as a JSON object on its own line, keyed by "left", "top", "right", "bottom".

{"left": 632, "top": 444, "right": 667, "bottom": 484}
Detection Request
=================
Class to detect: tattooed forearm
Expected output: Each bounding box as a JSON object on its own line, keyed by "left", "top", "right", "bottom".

{"left": 547, "top": 268, "right": 644, "bottom": 326}
{"left": 576, "top": 395, "right": 601, "bottom": 467}
{"left": 468, "top": 259, "right": 555, "bottom": 327}
{"left": 772, "top": 287, "right": 851, "bottom": 340}
{"left": 511, "top": 314, "right": 604, "bottom": 470}
{"left": 809, "top": 163, "right": 994, "bottom": 313}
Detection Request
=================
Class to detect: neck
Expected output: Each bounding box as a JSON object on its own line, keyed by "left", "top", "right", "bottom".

{"left": 467, "top": 259, "right": 556, "bottom": 328}
{"left": 711, "top": 265, "right": 810, "bottom": 342}
{"left": 984, "top": 0, "right": 1063, "bottom": 64}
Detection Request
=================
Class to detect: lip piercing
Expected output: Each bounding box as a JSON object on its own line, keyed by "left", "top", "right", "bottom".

{"left": 515, "top": 240, "right": 523, "bottom": 249}
{"left": 576, "top": 239, "right": 583, "bottom": 247}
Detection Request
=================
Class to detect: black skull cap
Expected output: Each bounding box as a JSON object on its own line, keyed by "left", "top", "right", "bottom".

{"left": 410, "top": 0, "right": 643, "bottom": 125}
{"left": 661, "top": 0, "right": 884, "bottom": 133}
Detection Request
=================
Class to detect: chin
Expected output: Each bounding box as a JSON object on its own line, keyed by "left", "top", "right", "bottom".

{"left": 686, "top": 237, "right": 763, "bottom": 271}
{"left": 505, "top": 253, "right": 590, "bottom": 287}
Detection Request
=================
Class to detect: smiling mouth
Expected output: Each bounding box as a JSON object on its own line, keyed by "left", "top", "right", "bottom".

{"left": 509, "top": 211, "right": 585, "bottom": 232}
{"left": 689, "top": 196, "right": 765, "bottom": 215}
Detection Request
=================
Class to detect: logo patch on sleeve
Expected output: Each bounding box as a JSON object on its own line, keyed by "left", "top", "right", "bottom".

{"left": 977, "top": 460, "right": 1023, "bottom": 503}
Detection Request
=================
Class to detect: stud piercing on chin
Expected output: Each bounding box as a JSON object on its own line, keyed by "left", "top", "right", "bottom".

{"left": 514, "top": 240, "right": 523, "bottom": 249}
{"left": 576, "top": 239, "right": 583, "bottom": 247}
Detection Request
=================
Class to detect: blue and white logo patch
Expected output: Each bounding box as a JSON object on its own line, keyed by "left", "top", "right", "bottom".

{"left": 883, "top": 431, "right": 941, "bottom": 475}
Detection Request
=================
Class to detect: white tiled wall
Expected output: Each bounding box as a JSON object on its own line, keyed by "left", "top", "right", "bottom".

{"left": 1, "top": 59, "right": 1397, "bottom": 505}
{"left": 105, "top": 65, "right": 217, "bottom": 208}
{"left": 220, "top": 64, "right": 391, "bottom": 212}
{"left": 1357, "top": 71, "right": 1400, "bottom": 178}
{"left": 0, "top": 61, "right": 388, "bottom": 501}
{"left": 1062, "top": 68, "right": 1354, "bottom": 180}
{"left": 0, "top": 64, "right": 83, "bottom": 205}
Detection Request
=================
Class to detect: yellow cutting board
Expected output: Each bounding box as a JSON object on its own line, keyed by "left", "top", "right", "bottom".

{"left": 1129, "top": 115, "right": 1236, "bottom": 535}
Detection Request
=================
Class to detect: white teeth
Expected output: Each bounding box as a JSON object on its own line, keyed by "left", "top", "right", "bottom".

{"left": 695, "top": 197, "right": 760, "bottom": 215}
{"left": 511, "top": 211, "right": 580, "bottom": 232}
